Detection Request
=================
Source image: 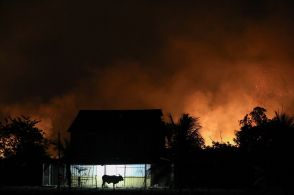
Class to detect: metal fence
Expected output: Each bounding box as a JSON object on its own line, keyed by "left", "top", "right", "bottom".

{"left": 42, "top": 163, "right": 67, "bottom": 186}
{"left": 70, "top": 164, "right": 151, "bottom": 188}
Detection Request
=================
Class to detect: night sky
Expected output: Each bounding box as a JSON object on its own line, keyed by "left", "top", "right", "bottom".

{"left": 1, "top": 0, "right": 294, "bottom": 144}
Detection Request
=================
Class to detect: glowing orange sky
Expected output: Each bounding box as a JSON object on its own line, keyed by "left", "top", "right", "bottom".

{"left": 1, "top": 1, "right": 294, "bottom": 145}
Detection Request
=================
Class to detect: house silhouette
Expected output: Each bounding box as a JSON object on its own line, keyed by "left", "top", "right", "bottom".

{"left": 66, "top": 109, "right": 166, "bottom": 188}
{"left": 68, "top": 109, "right": 165, "bottom": 164}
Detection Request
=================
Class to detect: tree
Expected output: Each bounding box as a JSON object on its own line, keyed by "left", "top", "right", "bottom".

{"left": 208, "top": 141, "right": 237, "bottom": 152}
{"left": 168, "top": 113, "right": 204, "bottom": 153}
{"left": 234, "top": 106, "right": 269, "bottom": 152}
{"left": 241, "top": 106, "right": 268, "bottom": 127}
{"left": 0, "top": 116, "right": 49, "bottom": 185}
{"left": 167, "top": 113, "right": 204, "bottom": 188}
{"left": 204, "top": 142, "right": 246, "bottom": 188}
{"left": 0, "top": 116, "right": 48, "bottom": 160}
{"left": 234, "top": 107, "right": 294, "bottom": 189}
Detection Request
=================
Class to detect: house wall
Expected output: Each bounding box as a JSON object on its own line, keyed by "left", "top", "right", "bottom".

{"left": 70, "top": 164, "right": 151, "bottom": 188}
{"left": 70, "top": 129, "right": 164, "bottom": 164}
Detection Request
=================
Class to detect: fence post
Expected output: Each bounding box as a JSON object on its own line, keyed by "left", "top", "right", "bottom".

{"left": 144, "top": 164, "right": 147, "bottom": 189}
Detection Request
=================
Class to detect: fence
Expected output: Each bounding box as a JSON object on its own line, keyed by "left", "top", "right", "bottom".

{"left": 42, "top": 163, "right": 67, "bottom": 186}
{"left": 70, "top": 164, "right": 151, "bottom": 188}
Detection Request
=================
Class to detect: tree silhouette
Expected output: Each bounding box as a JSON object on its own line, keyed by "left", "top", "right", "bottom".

{"left": 0, "top": 116, "right": 49, "bottom": 160}
{"left": 167, "top": 113, "right": 204, "bottom": 188}
{"left": 168, "top": 113, "right": 204, "bottom": 153}
{"left": 203, "top": 141, "right": 246, "bottom": 188}
{"left": 0, "top": 116, "right": 49, "bottom": 185}
{"left": 234, "top": 107, "right": 294, "bottom": 189}
{"left": 208, "top": 141, "right": 237, "bottom": 152}
{"left": 234, "top": 107, "right": 269, "bottom": 152}
{"left": 265, "top": 111, "right": 294, "bottom": 188}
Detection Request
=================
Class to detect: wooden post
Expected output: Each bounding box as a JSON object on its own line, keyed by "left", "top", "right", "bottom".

{"left": 124, "top": 165, "right": 126, "bottom": 187}
{"left": 144, "top": 164, "right": 147, "bottom": 189}
{"left": 48, "top": 164, "right": 51, "bottom": 186}
{"left": 42, "top": 164, "right": 45, "bottom": 186}
{"left": 57, "top": 131, "right": 61, "bottom": 189}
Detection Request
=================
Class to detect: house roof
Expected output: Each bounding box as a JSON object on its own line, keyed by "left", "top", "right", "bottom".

{"left": 68, "top": 109, "right": 163, "bottom": 133}
{"left": 68, "top": 109, "right": 166, "bottom": 164}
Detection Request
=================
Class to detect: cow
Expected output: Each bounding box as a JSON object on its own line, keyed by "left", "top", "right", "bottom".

{"left": 102, "top": 175, "right": 124, "bottom": 188}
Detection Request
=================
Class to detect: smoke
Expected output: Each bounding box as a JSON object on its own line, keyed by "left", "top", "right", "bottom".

{"left": 1, "top": 1, "right": 294, "bottom": 145}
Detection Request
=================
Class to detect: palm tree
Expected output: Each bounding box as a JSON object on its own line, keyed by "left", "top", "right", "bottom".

{"left": 167, "top": 113, "right": 204, "bottom": 188}
{"left": 169, "top": 113, "right": 204, "bottom": 153}
{"left": 272, "top": 111, "right": 294, "bottom": 128}
{"left": 267, "top": 111, "right": 294, "bottom": 151}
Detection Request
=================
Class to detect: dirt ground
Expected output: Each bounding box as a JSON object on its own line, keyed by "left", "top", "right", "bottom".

{"left": 0, "top": 186, "right": 290, "bottom": 195}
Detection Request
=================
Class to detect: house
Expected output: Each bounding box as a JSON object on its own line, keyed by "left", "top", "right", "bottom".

{"left": 67, "top": 109, "right": 166, "bottom": 188}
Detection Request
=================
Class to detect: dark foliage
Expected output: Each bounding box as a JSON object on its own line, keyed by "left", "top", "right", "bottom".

{"left": 0, "top": 116, "right": 49, "bottom": 186}
{"left": 234, "top": 107, "right": 294, "bottom": 189}
{"left": 1, "top": 107, "right": 293, "bottom": 191}
{"left": 165, "top": 113, "right": 204, "bottom": 188}
{"left": 167, "top": 113, "right": 204, "bottom": 155}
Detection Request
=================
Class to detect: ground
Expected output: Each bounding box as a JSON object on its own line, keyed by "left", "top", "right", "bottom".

{"left": 0, "top": 186, "right": 290, "bottom": 195}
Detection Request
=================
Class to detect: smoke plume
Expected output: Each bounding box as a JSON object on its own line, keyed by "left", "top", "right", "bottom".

{"left": 1, "top": 1, "right": 294, "bottom": 145}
